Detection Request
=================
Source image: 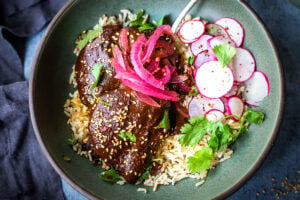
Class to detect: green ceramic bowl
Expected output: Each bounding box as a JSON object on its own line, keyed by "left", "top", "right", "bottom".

{"left": 29, "top": 0, "right": 284, "bottom": 199}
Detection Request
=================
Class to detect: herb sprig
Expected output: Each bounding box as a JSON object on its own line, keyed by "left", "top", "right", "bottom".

{"left": 76, "top": 26, "right": 103, "bottom": 51}
{"left": 181, "top": 108, "right": 265, "bottom": 173}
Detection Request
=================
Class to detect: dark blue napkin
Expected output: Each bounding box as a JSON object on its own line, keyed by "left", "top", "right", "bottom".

{"left": 0, "top": 0, "right": 66, "bottom": 199}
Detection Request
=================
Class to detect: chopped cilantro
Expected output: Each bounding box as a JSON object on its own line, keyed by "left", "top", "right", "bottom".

{"left": 76, "top": 26, "right": 103, "bottom": 51}
{"left": 213, "top": 44, "right": 236, "bottom": 68}
{"left": 119, "top": 131, "right": 136, "bottom": 142}
{"left": 151, "top": 158, "right": 162, "bottom": 162}
{"left": 62, "top": 155, "right": 71, "bottom": 162}
{"left": 99, "top": 168, "right": 120, "bottom": 183}
{"left": 138, "top": 164, "right": 152, "bottom": 182}
{"left": 67, "top": 134, "right": 77, "bottom": 145}
{"left": 138, "top": 23, "right": 155, "bottom": 31}
{"left": 90, "top": 64, "right": 103, "bottom": 91}
{"left": 189, "top": 86, "right": 199, "bottom": 96}
{"left": 187, "top": 147, "right": 213, "bottom": 173}
{"left": 155, "top": 110, "right": 170, "bottom": 130}
{"left": 179, "top": 115, "right": 211, "bottom": 147}
{"left": 130, "top": 10, "right": 145, "bottom": 27}
{"left": 188, "top": 56, "right": 195, "bottom": 65}
{"left": 92, "top": 94, "right": 112, "bottom": 107}
{"left": 156, "top": 16, "right": 165, "bottom": 27}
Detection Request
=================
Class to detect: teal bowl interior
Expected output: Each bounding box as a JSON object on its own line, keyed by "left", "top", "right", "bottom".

{"left": 29, "top": 0, "right": 284, "bottom": 199}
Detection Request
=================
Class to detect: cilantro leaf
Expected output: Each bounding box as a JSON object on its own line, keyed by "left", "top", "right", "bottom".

{"left": 229, "top": 108, "right": 265, "bottom": 143}
{"left": 243, "top": 108, "right": 265, "bottom": 124}
{"left": 138, "top": 23, "right": 155, "bottom": 31}
{"left": 208, "top": 122, "right": 232, "bottom": 152}
{"left": 90, "top": 64, "right": 103, "bottom": 91}
{"left": 155, "top": 110, "right": 170, "bottom": 130}
{"left": 189, "top": 86, "right": 199, "bottom": 96}
{"left": 62, "top": 155, "right": 71, "bottom": 162}
{"left": 99, "top": 168, "right": 120, "bottom": 182}
{"left": 156, "top": 16, "right": 165, "bottom": 27}
{"left": 119, "top": 131, "right": 136, "bottom": 142}
{"left": 76, "top": 26, "right": 103, "bottom": 51}
{"left": 130, "top": 10, "right": 145, "bottom": 27}
{"left": 187, "top": 147, "right": 213, "bottom": 173}
{"left": 67, "top": 134, "right": 77, "bottom": 145}
{"left": 213, "top": 44, "right": 236, "bottom": 68}
{"left": 151, "top": 158, "right": 162, "bottom": 162}
{"left": 138, "top": 164, "right": 152, "bottom": 182}
{"left": 188, "top": 56, "right": 195, "bottom": 65}
{"left": 179, "top": 115, "right": 211, "bottom": 147}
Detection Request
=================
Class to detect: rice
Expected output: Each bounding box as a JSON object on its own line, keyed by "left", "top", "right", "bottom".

{"left": 64, "top": 10, "right": 237, "bottom": 192}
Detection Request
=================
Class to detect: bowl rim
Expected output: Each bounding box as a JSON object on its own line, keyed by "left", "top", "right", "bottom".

{"left": 29, "top": 0, "right": 285, "bottom": 199}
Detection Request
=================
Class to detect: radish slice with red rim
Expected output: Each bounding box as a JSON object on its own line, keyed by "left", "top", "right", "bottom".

{"left": 224, "top": 84, "right": 239, "bottom": 98}
{"left": 205, "top": 109, "right": 225, "bottom": 122}
{"left": 205, "top": 24, "right": 231, "bottom": 38}
{"left": 195, "top": 61, "right": 234, "bottom": 99}
{"left": 226, "top": 96, "right": 245, "bottom": 120}
{"left": 178, "top": 20, "right": 205, "bottom": 44}
{"left": 188, "top": 95, "right": 224, "bottom": 117}
{"left": 230, "top": 47, "right": 256, "bottom": 82}
{"left": 207, "top": 35, "right": 236, "bottom": 50}
{"left": 242, "top": 71, "right": 270, "bottom": 103}
{"left": 190, "top": 34, "right": 213, "bottom": 56}
{"left": 214, "top": 17, "right": 244, "bottom": 47}
{"left": 193, "top": 50, "right": 215, "bottom": 68}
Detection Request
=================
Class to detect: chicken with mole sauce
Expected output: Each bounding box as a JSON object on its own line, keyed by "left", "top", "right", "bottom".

{"left": 74, "top": 24, "right": 190, "bottom": 183}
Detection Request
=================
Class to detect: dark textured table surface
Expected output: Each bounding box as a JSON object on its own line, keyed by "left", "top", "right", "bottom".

{"left": 24, "top": 0, "right": 300, "bottom": 199}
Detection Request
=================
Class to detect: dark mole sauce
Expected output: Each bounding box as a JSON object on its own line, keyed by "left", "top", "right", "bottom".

{"left": 75, "top": 25, "right": 187, "bottom": 183}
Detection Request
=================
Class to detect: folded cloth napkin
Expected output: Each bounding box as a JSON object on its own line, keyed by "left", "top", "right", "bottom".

{"left": 0, "top": 0, "right": 66, "bottom": 199}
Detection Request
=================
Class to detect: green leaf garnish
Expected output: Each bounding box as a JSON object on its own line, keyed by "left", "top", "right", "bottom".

{"left": 67, "top": 134, "right": 77, "bottom": 145}
{"left": 229, "top": 108, "right": 265, "bottom": 143}
{"left": 188, "top": 56, "right": 195, "bottom": 65}
{"left": 90, "top": 64, "right": 103, "bottom": 91}
{"left": 243, "top": 108, "right": 265, "bottom": 124}
{"left": 76, "top": 26, "right": 103, "bottom": 51}
{"left": 156, "top": 16, "right": 165, "bottom": 27}
{"left": 99, "top": 168, "right": 120, "bottom": 182}
{"left": 119, "top": 131, "right": 136, "bottom": 142}
{"left": 62, "top": 155, "right": 71, "bottom": 162}
{"left": 130, "top": 10, "right": 146, "bottom": 27}
{"left": 151, "top": 158, "right": 162, "bottom": 162}
{"left": 155, "top": 110, "right": 170, "bottom": 130}
{"left": 213, "top": 44, "right": 236, "bottom": 68}
{"left": 208, "top": 122, "right": 232, "bottom": 152}
{"left": 189, "top": 86, "right": 199, "bottom": 96}
{"left": 138, "top": 164, "right": 152, "bottom": 182}
{"left": 138, "top": 23, "right": 155, "bottom": 31}
{"left": 187, "top": 147, "right": 214, "bottom": 173}
{"left": 179, "top": 115, "right": 211, "bottom": 147}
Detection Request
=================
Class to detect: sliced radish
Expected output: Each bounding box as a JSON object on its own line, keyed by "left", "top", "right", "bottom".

{"left": 214, "top": 17, "right": 244, "bottom": 47}
{"left": 205, "top": 23, "right": 231, "bottom": 37}
{"left": 190, "top": 34, "right": 213, "bottom": 56}
{"left": 178, "top": 20, "right": 205, "bottom": 44}
{"left": 224, "top": 84, "right": 239, "bottom": 98}
{"left": 195, "top": 61, "right": 234, "bottom": 99}
{"left": 207, "top": 35, "right": 236, "bottom": 50}
{"left": 243, "top": 71, "right": 270, "bottom": 104}
{"left": 226, "top": 96, "right": 245, "bottom": 120}
{"left": 205, "top": 109, "right": 225, "bottom": 122}
{"left": 188, "top": 95, "right": 224, "bottom": 117}
{"left": 230, "top": 47, "right": 256, "bottom": 82}
{"left": 193, "top": 50, "right": 215, "bottom": 68}
{"left": 246, "top": 100, "right": 260, "bottom": 107}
